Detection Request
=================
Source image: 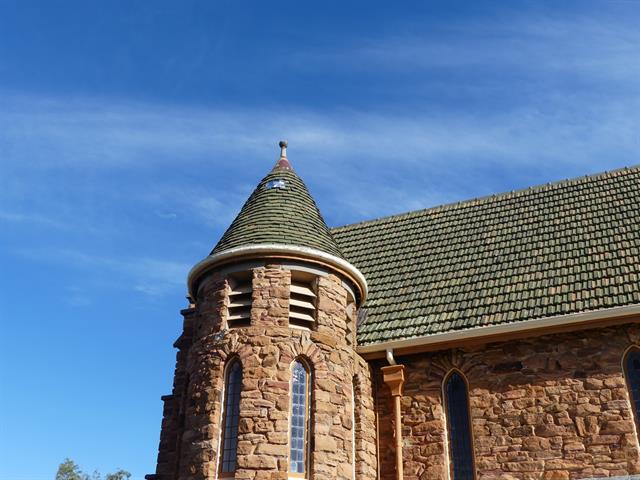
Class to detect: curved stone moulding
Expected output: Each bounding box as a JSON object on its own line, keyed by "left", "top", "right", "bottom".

{"left": 188, "top": 243, "right": 369, "bottom": 305}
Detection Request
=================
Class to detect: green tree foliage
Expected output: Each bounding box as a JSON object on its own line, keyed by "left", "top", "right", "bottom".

{"left": 56, "top": 459, "right": 86, "bottom": 480}
{"left": 56, "top": 459, "right": 131, "bottom": 480}
{"left": 105, "top": 470, "right": 132, "bottom": 480}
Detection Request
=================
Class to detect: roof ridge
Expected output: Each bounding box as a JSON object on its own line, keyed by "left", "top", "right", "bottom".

{"left": 331, "top": 164, "right": 640, "bottom": 232}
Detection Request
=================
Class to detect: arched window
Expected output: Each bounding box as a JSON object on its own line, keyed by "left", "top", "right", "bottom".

{"left": 220, "top": 359, "right": 242, "bottom": 475}
{"left": 444, "top": 371, "right": 475, "bottom": 480}
{"left": 624, "top": 347, "right": 640, "bottom": 430}
{"left": 290, "top": 360, "right": 311, "bottom": 477}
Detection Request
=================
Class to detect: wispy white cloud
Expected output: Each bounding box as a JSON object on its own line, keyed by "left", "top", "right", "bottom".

{"left": 0, "top": 210, "right": 68, "bottom": 229}
{"left": 2, "top": 92, "right": 638, "bottom": 172}
{"left": 155, "top": 211, "right": 177, "bottom": 220}
{"left": 134, "top": 183, "right": 249, "bottom": 229}
{"left": 65, "top": 286, "right": 92, "bottom": 307}
{"left": 299, "top": 14, "right": 640, "bottom": 82}
{"left": 2, "top": 9, "right": 640, "bottom": 238}
{"left": 16, "top": 247, "right": 191, "bottom": 297}
{"left": 1, "top": 89, "right": 639, "bottom": 225}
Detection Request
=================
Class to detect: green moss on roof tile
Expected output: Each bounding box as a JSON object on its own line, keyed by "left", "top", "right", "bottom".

{"left": 330, "top": 166, "right": 640, "bottom": 346}
{"left": 211, "top": 157, "right": 345, "bottom": 259}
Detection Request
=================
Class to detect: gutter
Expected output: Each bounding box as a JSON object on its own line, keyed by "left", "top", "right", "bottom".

{"left": 358, "top": 304, "right": 640, "bottom": 357}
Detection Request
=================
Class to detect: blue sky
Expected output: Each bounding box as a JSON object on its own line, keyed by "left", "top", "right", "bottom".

{"left": 1, "top": 1, "right": 639, "bottom": 478}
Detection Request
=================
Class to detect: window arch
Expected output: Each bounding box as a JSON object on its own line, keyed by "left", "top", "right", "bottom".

{"left": 290, "top": 359, "right": 311, "bottom": 477}
{"left": 443, "top": 370, "right": 475, "bottom": 480}
{"left": 623, "top": 346, "right": 640, "bottom": 431}
{"left": 220, "top": 358, "right": 242, "bottom": 475}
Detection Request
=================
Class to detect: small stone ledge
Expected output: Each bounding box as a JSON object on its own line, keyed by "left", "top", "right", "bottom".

{"left": 173, "top": 333, "right": 192, "bottom": 349}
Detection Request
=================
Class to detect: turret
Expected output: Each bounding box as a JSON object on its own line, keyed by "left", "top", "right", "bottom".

{"left": 148, "top": 142, "right": 376, "bottom": 480}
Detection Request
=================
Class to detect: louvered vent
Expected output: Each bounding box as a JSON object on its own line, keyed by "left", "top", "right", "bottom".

{"left": 227, "top": 276, "right": 252, "bottom": 327}
{"left": 289, "top": 279, "right": 316, "bottom": 328}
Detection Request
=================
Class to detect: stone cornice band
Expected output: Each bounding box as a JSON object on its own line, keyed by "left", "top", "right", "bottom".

{"left": 188, "top": 243, "right": 369, "bottom": 304}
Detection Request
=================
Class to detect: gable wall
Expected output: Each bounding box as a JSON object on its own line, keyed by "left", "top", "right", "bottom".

{"left": 373, "top": 322, "right": 640, "bottom": 480}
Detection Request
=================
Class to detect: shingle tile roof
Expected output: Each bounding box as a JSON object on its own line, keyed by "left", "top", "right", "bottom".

{"left": 212, "top": 165, "right": 345, "bottom": 259}
{"left": 332, "top": 166, "right": 640, "bottom": 346}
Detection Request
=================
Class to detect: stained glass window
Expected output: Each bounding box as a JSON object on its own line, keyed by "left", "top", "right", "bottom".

{"left": 444, "top": 371, "right": 475, "bottom": 480}
{"left": 220, "top": 360, "right": 242, "bottom": 474}
{"left": 624, "top": 348, "right": 640, "bottom": 430}
{"left": 290, "top": 360, "right": 309, "bottom": 475}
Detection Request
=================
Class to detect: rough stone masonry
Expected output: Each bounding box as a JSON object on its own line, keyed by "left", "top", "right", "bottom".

{"left": 374, "top": 323, "right": 640, "bottom": 480}
{"left": 147, "top": 146, "right": 640, "bottom": 480}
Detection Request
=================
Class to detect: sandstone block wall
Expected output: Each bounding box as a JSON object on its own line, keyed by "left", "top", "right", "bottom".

{"left": 149, "top": 263, "right": 378, "bottom": 480}
{"left": 375, "top": 323, "right": 640, "bottom": 480}
{"left": 151, "top": 305, "right": 197, "bottom": 479}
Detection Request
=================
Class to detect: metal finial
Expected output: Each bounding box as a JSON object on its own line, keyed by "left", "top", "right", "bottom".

{"left": 279, "top": 140, "right": 288, "bottom": 158}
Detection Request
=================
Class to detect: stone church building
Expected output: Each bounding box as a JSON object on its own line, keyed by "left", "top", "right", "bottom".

{"left": 147, "top": 142, "right": 640, "bottom": 480}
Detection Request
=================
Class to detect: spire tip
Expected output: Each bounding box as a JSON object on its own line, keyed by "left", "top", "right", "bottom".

{"left": 272, "top": 140, "right": 292, "bottom": 171}
{"left": 279, "top": 140, "right": 288, "bottom": 158}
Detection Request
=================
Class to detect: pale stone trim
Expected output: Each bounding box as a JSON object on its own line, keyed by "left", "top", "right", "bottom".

{"left": 188, "top": 244, "right": 368, "bottom": 303}
{"left": 358, "top": 304, "right": 640, "bottom": 355}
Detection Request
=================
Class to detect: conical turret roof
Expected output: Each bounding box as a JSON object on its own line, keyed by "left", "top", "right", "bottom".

{"left": 211, "top": 141, "right": 345, "bottom": 259}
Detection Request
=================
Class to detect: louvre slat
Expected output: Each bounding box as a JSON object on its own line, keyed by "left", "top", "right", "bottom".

{"left": 291, "top": 283, "right": 316, "bottom": 297}
{"left": 228, "top": 279, "right": 252, "bottom": 326}
{"left": 289, "top": 311, "right": 315, "bottom": 322}
{"left": 229, "top": 297, "right": 252, "bottom": 308}
{"left": 289, "top": 298, "right": 315, "bottom": 309}
{"left": 228, "top": 310, "right": 251, "bottom": 321}
{"left": 230, "top": 285, "right": 252, "bottom": 296}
